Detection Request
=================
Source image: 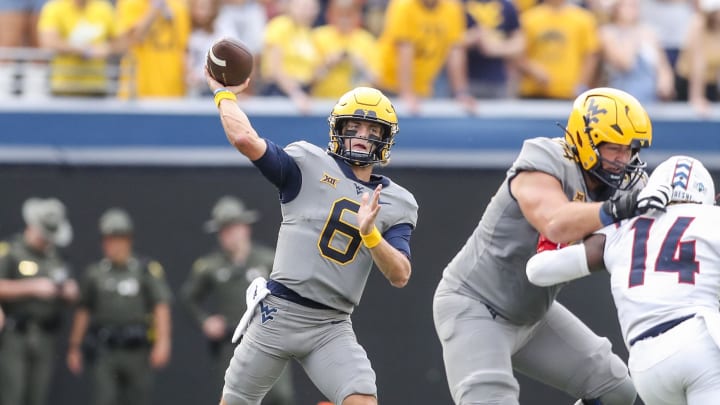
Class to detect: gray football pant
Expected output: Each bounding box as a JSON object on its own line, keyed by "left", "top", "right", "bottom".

{"left": 433, "top": 286, "right": 632, "bottom": 405}
{"left": 222, "top": 295, "right": 376, "bottom": 405}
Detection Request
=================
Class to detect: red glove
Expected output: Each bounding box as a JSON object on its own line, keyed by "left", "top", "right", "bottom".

{"left": 536, "top": 234, "right": 568, "bottom": 253}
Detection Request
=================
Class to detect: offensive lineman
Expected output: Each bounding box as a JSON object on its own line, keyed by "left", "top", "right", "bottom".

{"left": 527, "top": 155, "right": 720, "bottom": 405}
{"left": 206, "top": 73, "right": 418, "bottom": 405}
{"left": 432, "top": 87, "right": 670, "bottom": 404}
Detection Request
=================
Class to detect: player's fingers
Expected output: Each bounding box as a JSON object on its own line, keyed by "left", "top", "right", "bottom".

{"left": 361, "top": 192, "right": 370, "bottom": 205}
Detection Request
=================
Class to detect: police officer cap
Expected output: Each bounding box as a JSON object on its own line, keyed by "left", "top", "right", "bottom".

{"left": 204, "top": 196, "right": 259, "bottom": 233}
{"left": 99, "top": 208, "right": 134, "bottom": 236}
{"left": 22, "top": 197, "right": 73, "bottom": 247}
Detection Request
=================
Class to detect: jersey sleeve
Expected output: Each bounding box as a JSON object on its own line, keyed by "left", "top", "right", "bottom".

{"left": 252, "top": 139, "right": 302, "bottom": 203}
{"left": 508, "top": 137, "right": 570, "bottom": 182}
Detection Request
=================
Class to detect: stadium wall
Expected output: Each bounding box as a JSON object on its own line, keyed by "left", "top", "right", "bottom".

{"left": 0, "top": 99, "right": 718, "bottom": 405}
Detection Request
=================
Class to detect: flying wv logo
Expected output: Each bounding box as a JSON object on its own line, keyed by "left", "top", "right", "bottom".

{"left": 585, "top": 98, "right": 607, "bottom": 124}
{"left": 355, "top": 183, "right": 365, "bottom": 195}
{"left": 672, "top": 159, "right": 693, "bottom": 189}
{"left": 259, "top": 301, "right": 278, "bottom": 324}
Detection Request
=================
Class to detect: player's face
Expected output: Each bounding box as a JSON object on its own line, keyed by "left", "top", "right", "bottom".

{"left": 342, "top": 120, "right": 384, "bottom": 154}
{"left": 597, "top": 142, "right": 633, "bottom": 174}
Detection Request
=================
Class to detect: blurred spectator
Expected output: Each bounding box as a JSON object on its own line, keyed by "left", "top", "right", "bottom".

{"left": 259, "top": 0, "right": 321, "bottom": 114}
{"left": 375, "top": 0, "right": 475, "bottom": 115}
{"left": 115, "top": 0, "right": 191, "bottom": 98}
{"left": 0, "top": 0, "right": 45, "bottom": 48}
{"left": 463, "top": 0, "right": 524, "bottom": 98}
{"left": 66, "top": 208, "right": 172, "bottom": 405}
{"left": 674, "top": 0, "right": 720, "bottom": 116}
{"left": 311, "top": 0, "right": 378, "bottom": 99}
{"left": 364, "top": 0, "right": 387, "bottom": 36}
{"left": 516, "top": 0, "right": 600, "bottom": 99}
{"left": 0, "top": 197, "right": 78, "bottom": 405}
{"left": 214, "top": 0, "right": 268, "bottom": 94}
{"left": 186, "top": 0, "right": 221, "bottom": 97}
{"left": 180, "top": 196, "right": 295, "bottom": 405}
{"left": 37, "top": 0, "right": 118, "bottom": 97}
{"left": 640, "top": 0, "right": 694, "bottom": 69}
{"left": 599, "top": 0, "right": 675, "bottom": 103}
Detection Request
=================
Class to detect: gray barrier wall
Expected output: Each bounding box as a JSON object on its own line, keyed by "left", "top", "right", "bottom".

{"left": 1, "top": 98, "right": 717, "bottom": 404}
{"left": 1, "top": 164, "right": 700, "bottom": 405}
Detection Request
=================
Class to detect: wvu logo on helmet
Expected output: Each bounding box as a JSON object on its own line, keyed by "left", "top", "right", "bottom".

{"left": 585, "top": 98, "right": 608, "bottom": 125}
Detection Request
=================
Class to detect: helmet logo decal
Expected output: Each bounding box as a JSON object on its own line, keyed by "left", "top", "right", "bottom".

{"left": 672, "top": 159, "right": 693, "bottom": 190}
{"left": 585, "top": 98, "right": 607, "bottom": 124}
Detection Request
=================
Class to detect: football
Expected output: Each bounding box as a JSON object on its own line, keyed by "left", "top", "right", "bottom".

{"left": 206, "top": 37, "right": 254, "bottom": 86}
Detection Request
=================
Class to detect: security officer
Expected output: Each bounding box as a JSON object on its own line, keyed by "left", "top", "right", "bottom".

{"left": 0, "top": 197, "right": 78, "bottom": 405}
{"left": 66, "top": 208, "right": 172, "bottom": 405}
{"left": 181, "top": 196, "right": 295, "bottom": 405}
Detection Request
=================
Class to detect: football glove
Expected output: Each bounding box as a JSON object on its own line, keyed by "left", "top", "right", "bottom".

{"left": 635, "top": 183, "right": 672, "bottom": 214}
{"left": 600, "top": 189, "right": 641, "bottom": 224}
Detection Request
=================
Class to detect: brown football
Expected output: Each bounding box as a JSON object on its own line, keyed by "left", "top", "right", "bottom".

{"left": 206, "top": 37, "right": 254, "bottom": 86}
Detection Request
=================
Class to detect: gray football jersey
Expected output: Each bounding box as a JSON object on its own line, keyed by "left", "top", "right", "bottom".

{"left": 270, "top": 141, "right": 418, "bottom": 314}
{"left": 440, "top": 137, "right": 645, "bottom": 325}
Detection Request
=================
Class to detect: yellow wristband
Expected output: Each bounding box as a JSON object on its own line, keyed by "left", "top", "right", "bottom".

{"left": 214, "top": 90, "right": 237, "bottom": 107}
{"left": 360, "top": 226, "right": 382, "bottom": 249}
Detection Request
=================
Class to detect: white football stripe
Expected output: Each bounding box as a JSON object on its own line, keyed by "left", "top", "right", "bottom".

{"left": 208, "top": 49, "right": 227, "bottom": 67}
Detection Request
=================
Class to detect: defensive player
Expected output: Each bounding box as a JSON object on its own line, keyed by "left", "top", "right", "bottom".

{"left": 527, "top": 155, "right": 720, "bottom": 405}
{"left": 432, "top": 87, "right": 670, "bottom": 405}
{"left": 206, "top": 73, "right": 418, "bottom": 405}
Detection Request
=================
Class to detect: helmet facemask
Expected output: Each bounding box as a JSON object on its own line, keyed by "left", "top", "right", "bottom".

{"left": 588, "top": 143, "right": 647, "bottom": 191}
{"left": 329, "top": 119, "right": 394, "bottom": 166}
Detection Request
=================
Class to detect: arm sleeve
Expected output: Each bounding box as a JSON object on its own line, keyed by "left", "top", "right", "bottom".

{"left": 383, "top": 223, "right": 413, "bottom": 259}
{"left": 252, "top": 139, "right": 302, "bottom": 203}
{"left": 526, "top": 244, "right": 590, "bottom": 287}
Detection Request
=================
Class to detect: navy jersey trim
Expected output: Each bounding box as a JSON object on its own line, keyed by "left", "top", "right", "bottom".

{"left": 384, "top": 223, "right": 413, "bottom": 259}
{"left": 252, "top": 139, "right": 302, "bottom": 203}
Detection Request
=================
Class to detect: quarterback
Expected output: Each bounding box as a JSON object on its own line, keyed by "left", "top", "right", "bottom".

{"left": 206, "top": 73, "right": 418, "bottom": 405}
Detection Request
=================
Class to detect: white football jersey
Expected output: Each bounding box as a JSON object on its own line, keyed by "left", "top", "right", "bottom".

{"left": 598, "top": 204, "right": 720, "bottom": 348}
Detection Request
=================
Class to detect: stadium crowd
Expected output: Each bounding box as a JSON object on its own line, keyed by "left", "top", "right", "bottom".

{"left": 0, "top": 0, "right": 718, "bottom": 115}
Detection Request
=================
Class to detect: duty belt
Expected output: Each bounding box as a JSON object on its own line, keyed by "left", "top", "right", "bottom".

{"left": 4, "top": 315, "right": 61, "bottom": 333}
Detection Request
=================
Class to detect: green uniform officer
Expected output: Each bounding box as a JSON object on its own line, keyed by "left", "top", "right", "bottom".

{"left": 0, "top": 197, "right": 78, "bottom": 405}
{"left": 66, "top": 208, "right": 172, "bottom": 405}
{"left": 181, "top": 196, "right": 295, "bottom": 405}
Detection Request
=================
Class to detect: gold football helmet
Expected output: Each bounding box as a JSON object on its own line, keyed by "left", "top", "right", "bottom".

{"left": 327, "top": 87, "right": 399, "bottom": 166}
{"left": 565, "top": 87, "right": 652, "bottom": 190}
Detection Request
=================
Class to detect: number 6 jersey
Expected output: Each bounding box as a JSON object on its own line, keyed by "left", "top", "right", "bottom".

{"left": 255, "top": 140, "right": 418, "bottom": 314}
